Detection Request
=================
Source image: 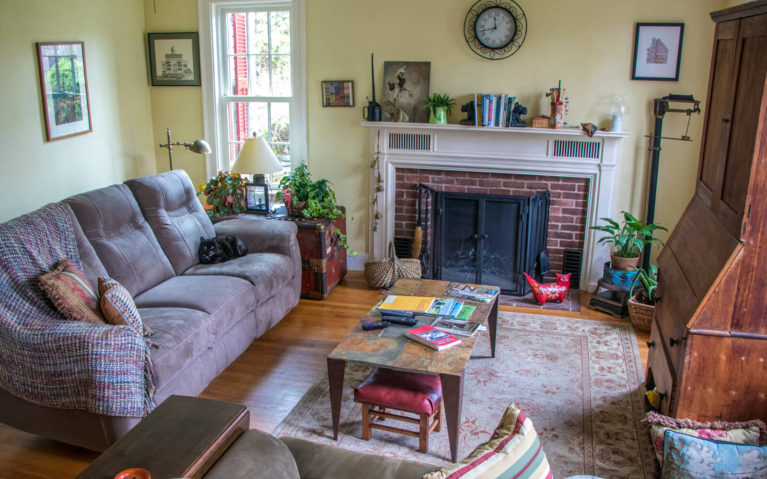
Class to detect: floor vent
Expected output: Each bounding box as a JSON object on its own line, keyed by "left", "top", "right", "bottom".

{"left": 563, "top": 248, "right": 583, "bottom": 289}
{"left": 389, "top": 132, "right": 431, "bottom": 151}
{"left": 553, "top": 139, "right": 601, "bottom": 159}
{"left": 394, "top": 236, "right": 413, "bottom": 259}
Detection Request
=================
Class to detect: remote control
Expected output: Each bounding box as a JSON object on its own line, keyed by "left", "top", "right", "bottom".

{"left": 362, "top": 321, "right": 391, "bottom": 330}
{"left": 381, "top": 315, "right": 417, "bottom": 326}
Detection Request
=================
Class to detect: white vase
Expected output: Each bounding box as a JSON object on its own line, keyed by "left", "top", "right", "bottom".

{"left": 611, "top": 113, "right": 623, "bottom": 132}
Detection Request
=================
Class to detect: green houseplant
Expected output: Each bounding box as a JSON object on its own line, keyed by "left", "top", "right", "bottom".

{"left": 425, "top": 93, "right": 455, "bottom": 125}
{"left": 628, "top": 264, "right": 658, "bottom": 332}
{"left": 590, "top": 211, "right": 666, "bottom": 271}
{"left": 276, "top": 163, "right": 355, "bottom": 254}
{"left": 197, "top": 171, "right": 248, "bottom": 218}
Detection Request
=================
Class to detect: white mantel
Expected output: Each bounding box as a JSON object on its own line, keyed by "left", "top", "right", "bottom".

{"left": 364, "top": 121, "right": 630, "bottom": 291}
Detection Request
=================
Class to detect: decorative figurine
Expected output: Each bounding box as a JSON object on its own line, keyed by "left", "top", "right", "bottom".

{"left": 459, "top": 101, "right": 475, "bottom": 125}
{"left": 581, "top": 122, "right": 598, "bottom": 137}
{"left": 523, "top": 273, "right": 571, "bottom": 306}
{"left": 510, "top": 102, "right": 528, "bottom": 127}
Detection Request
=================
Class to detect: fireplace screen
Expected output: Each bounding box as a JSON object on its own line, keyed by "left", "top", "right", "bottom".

{"left": 430, "top": 190, "right": 550, "bottom": 295}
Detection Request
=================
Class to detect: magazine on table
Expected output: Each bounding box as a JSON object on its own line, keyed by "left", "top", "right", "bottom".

{"left": 446, "top": 284, "right": 499, "bottom": 303}
{"left": 430, "top": 317, "right": 481, "bottom": 337}
{"left": 378, "top": 295, "right": 465, "bottom": 318}
{"left": 405, "top": 324, "right": 462, "bottom": 350}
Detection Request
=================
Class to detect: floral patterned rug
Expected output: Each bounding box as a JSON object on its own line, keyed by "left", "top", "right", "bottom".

{"left": 273, "top": 312, "right": 658, "bottom": 478}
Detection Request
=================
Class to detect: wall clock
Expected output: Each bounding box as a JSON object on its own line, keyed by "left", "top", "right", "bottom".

{"left": 464, "top": 0, "right": 527, "bottom": 60}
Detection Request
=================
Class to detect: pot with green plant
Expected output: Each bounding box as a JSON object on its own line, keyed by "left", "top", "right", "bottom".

{"left": 276, "top": 163, "right": 355, "bottom": 254}
{"left": 590, "top": 211, "right": 666, "bottom": 271}
{"left": 425, "top": 93, "right": 455, "bottom": 125}
{"left": 197, "top": 171, "right": 248, "bottom": 218}
{"left": 628, "top": 264, "right": 657, "bottom": 332}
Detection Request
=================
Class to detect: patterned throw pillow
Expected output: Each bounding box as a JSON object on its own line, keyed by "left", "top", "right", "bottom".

{"left": 645, "top": 412, "right": 766, "bottom": 464}
{"left": 424, "top": 403, "right": 552, "bottom": 479}
{"left": 661, "top": 430, "right": 767, "bottom": 478}
{"left": 38, "top": 259, "right": 104, "bottom": 324}
{"left": 98, "top": 278, "right": 152, "bottom": 337}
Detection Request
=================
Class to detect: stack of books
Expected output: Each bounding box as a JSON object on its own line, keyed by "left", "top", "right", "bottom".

{"left": 377, "top": 295, "right": 471, "bottom": 318}
{"left": 473, "top": 94, "right": 517, "bottom": 127}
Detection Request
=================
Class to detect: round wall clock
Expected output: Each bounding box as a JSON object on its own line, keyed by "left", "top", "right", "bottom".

{"left": 464, "top": 0, "right": 527, "bottom": 60}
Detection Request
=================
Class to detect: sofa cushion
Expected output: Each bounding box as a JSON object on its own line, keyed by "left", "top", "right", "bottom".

{"left": 126, "top": 170, "right": 215, "bottom": 275}
{"left": 206, "top": 429, "right": 301, "bottom": 479}
{"left": 99, "top": 278, "right": 152, "bottom": 337}
{"left": 38, "top": 259, "right": 104, "bottom": 324}
{"left": 65, "top": 203, "right": 109, "bottom": 288}
{"left": 133, "top": 275, "right": 256, "bottom": 338}
{"left": 66, "top": 184, "right": 175, "bottom": 297}
{"left": 183, "top": 252, "right": 293, "bottom": 302}
{"left": 661, "top": 429, "right": 767, "bottom": 478}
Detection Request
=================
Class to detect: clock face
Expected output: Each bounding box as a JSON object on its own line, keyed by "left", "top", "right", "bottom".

{"left": 474, "top": 7, "right": 516, "bottom": 49}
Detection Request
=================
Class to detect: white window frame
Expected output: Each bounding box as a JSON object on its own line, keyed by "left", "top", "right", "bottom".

{"left": 198, "top": 0, "right": 306, "bottom": 177}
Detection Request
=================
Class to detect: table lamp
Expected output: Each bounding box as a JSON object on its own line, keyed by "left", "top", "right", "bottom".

{"left": 158, "top": 128, "right": 212, "bottom": 170}
{"left": 232, "top": 133, "right": 282, "bottom": 214}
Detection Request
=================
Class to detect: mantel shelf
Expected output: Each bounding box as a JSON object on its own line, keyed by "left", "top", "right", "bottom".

{"left": 361, "top": 121, "right": 631, "bottom": 139}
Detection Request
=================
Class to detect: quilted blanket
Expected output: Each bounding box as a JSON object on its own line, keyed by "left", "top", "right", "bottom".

{"left": 0, "top": 203, "right": 155, "bottom": 417}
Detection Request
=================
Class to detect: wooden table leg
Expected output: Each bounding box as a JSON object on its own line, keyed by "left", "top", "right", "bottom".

{"left": 327, "top": 357, "right": 346, "bottom": 440}
{"left": 440, "top": 372, "right": 464, "bottom": 462}
{"left": 489, "top": 296, "right": 498, "bottom": 358}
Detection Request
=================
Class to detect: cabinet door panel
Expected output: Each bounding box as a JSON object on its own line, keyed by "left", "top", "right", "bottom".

{"left": 647, "top": 323, "right": 675, "bottom": 415}
{"left": 656, "top": 250, "right": 697, "bottom": 376}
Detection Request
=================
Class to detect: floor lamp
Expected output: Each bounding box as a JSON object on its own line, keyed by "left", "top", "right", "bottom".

{"left": 159, "top": 128, "right": 212, "bottom": 170}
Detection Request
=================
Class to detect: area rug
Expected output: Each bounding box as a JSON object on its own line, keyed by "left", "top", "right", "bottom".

{"left": 499, "top": 288, "right": 581, "bottom": 312}
{"left": 273, "top": 312, "right": 658, "bottom": 478}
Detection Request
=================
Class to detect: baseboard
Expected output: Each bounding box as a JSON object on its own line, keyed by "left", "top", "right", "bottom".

{"left": 347, "top": 252, "right": 368, "bottom": 271}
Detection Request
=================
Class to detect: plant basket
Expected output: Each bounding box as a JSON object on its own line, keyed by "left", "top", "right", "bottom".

{"left": 628, "top": 294, "right": 654, "bottom": 332}
{"left": 610, "top": 253, "right": 639, "bottom": 271}
{"left": 364, "top": 242, "right": 421, "bottom": 289}
{"left": 286, "top": 201, "right": 307, "bottom": 218}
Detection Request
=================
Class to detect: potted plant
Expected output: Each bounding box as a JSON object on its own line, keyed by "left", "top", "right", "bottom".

{"left": 276, "top": 163, "right": 355, "bottom": 254}
{"left": 590, "top": 211, "right": 666, "bottom": 271}
{"left": 628, "top": 265, "right": 657, "bottom": 332}
{"left": 197, "top": 171, "right": 248, "bottom": 218}
{"left": 425, "top": 93, "right": 455, "bottom": 125}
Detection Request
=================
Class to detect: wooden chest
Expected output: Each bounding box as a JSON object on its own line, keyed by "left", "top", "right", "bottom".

{"left": 278, "top": 211, "right": 347, "bottom": 299}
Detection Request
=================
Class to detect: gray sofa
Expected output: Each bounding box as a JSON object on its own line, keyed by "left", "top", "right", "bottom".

{"left": 0, "top": 170, "right": 301, "bottom": 451}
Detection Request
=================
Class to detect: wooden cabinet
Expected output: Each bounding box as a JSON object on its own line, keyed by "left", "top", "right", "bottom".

{"left": 647, "top": 1, "right": 767, "bottom": 422}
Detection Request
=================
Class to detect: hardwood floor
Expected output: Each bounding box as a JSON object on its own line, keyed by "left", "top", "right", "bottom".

{"left": 0, "top": 272, "right": 649, "bottom": 478}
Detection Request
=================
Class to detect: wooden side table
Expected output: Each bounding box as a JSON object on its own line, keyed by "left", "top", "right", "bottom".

{"left": 77, "top": 396, "right": 249, "bottom": 479}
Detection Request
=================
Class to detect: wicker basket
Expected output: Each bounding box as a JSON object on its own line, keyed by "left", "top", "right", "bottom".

{"left": 610, "top": 253, "right": 639, "bottom": 271}
{"left": 628, "top": 294, "right": 654, "bottom": 332}
{"left": 364, "top": 242, "right": 422, "bottom": 289}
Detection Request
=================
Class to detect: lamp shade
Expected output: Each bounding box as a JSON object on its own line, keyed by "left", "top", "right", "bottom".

{"left": 189, "top": 139, "right": 212, "bottom": 155}
{"left": 231, "top": 135, "right": 282, "bottom": 176}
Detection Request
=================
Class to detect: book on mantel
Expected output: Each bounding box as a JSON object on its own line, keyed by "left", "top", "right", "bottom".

{"left": 405, "top": 324, "right": 462, "bottom": 351}
{"left": 378, "top": 295, "right": 465, "bottom": 318}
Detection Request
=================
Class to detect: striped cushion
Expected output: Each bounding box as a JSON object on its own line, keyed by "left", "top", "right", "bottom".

{"left": 38, "top": 259, "right": 104, "bottom": 324}
{"left": 424, "top": 403, "right": 552, "bottom": 479}
{"left": 98, "top": 277, "right": 152, "bottom": 336}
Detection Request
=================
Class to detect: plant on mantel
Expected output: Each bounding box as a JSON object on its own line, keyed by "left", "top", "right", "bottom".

{"left": 276, "top": 163, "right": 356, "bottom": 255}
{"left": 424, "top": 93, "right": 455, "bottom": 124}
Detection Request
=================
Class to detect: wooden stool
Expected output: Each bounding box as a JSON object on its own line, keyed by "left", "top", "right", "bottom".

{"left": 353, "top": 367, "right": 443, "bottom": 453}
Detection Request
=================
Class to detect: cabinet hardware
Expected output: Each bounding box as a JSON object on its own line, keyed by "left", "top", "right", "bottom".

{"left": 669, "top": 337, "right": 681, "bottom": 347}
{"left": 647, "top": 340, "right": 655, "bottom": 348}
{"left": 722, "top": 118, "right": 730, "bottom": 123}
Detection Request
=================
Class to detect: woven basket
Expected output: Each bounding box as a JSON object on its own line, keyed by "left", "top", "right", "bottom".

{"left": 610, "top": 253, "right": 639, "bottom": 271}
{"left": 287, "top": 201, "right": 307, "bottom": 218}
{"left": 364, "top": 242, "right": 422, "bottom": 289}
{"left": 628, "top": 294, "right": 654, "bottom": 332}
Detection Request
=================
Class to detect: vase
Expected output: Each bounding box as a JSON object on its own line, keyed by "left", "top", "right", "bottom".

{"left": 429, "top": 107, "right": 447, "bottom": 124}
{"left": 602, "top": 261, "right": 638, "bottom": 288}
{"left": 610, "top": 253, "right": 639, "bottom": 271}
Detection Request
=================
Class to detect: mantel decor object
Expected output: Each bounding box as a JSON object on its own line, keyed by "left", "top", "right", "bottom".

{"left": 381, "top": 61, "right": 430, "bottom": 123}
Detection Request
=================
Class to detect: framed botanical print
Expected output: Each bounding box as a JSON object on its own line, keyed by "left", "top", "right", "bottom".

{"left": 147, "top": 32, "right": 201, "bottom": 86}
{"left": 36, "top": 42, "right": 92, "bottom": 141}
{"left": 631, "top": 23, "right": 684, "bottom": 81}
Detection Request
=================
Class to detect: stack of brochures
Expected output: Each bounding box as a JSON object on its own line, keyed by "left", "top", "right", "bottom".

{"left": 446, "top": 284, "right": 499, "bottom": 303}
{"left": 430, "top": 317, "right": 481, "bottom": 337}
{"left": 378, "top": 295, "right": 468, "bottom": 318}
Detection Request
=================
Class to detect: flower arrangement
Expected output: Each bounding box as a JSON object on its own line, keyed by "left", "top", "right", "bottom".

{"left": 197, "top": 171, "right": 247, "bottom": 217}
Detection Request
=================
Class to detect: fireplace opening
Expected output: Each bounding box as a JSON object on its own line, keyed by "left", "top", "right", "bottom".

{"left": 428, "top": 190, "right": 550, "bottom": 296}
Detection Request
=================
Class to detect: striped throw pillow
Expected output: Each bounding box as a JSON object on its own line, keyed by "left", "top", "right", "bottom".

{"left": 98, "top": 277, "right": 152, "bottom": 337}
{"left": 38, "top": 259, "right": 104, "bottom": 324}
{"left": 424, "top": 403, "right": 552, "bottom": 479}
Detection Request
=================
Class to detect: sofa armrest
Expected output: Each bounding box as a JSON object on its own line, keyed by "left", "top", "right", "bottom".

{"left": 0, "top": 317, "right": 150, "bottom": 418}
{"left": 279, "top": 437, "right": 437, "bottom": 479}
{"left": 214, "top": 216, "right": 298, "bottom": 258}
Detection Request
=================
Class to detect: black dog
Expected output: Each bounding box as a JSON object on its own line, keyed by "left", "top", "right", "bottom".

{"left": 198, "top": 236, "right": 248, "bottom": 264}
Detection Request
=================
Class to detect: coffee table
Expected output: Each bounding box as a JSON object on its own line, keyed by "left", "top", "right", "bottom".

{"left": 327, "top": 278, "right": 499, "bottom": 462}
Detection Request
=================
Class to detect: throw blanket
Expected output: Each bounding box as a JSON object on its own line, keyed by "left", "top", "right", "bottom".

{"left": 0, "top": 203, "right": 155, "bottom": 417}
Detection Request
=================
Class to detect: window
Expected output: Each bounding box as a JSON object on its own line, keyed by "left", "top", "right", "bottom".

{"left": 200, "top": 0, "right": 305, "bottom": 177}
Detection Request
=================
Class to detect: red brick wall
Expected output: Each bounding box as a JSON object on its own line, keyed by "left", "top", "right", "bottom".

{"left": 394, "top": 168, "right": 589, "bottom": 277}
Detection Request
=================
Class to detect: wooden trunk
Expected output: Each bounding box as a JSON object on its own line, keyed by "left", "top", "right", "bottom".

{"left": 646, "top": 0, "right": 767, "bottom": 422}
{"left": 279, "top": 209, "right": 347, "bottom": 299}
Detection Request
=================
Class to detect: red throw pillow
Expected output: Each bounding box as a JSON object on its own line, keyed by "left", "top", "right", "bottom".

{"left": 38, "top": 259, "right": 104, "bottom": 324}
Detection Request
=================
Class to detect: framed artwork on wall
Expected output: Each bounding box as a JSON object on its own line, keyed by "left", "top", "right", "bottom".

{"left": 321, "top": 80, "right": 354, "bottom": 107}
{"left": 36, "top": 42, "right": 92, "bottom": 142}
{"left": 147, "top": 32, "right": 201, "bottom": 86}
{"left": 381, "top": 61, "right": 431, "bottom": 123}
{"left": 631, "top": 23, "right": 684, "bottom": 81}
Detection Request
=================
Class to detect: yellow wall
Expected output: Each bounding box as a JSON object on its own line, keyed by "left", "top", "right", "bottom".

{"left": 0, "top": 0, "right": 155, "bottom": 223}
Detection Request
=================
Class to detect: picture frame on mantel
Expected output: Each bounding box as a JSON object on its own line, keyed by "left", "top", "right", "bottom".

{"left": 36, "top": 41, "right": 92, "bottom": 142}
{"left": 147, "top": 32, "right": 201, "bottom": 86}
{"left": 631, "top": 23, "right": 684, "bottom": 81}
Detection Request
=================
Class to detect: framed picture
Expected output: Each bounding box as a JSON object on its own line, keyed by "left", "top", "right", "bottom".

{"left": 36, "top": 42, "right": 92, "bottom": 142}
{"left": 631, "top": 23, "right": 684, "bottom": 81}
{"left": 321, "top": 80, "right": 354, "bottom": 107}
{"left": 245, "top": 183, "right": 269, "bottom": 214}
{"left": 147, "top": 32, "right": 201, "bottom": 86}
{"left": 382, "top": 61, "right": 430, "bottom": 123}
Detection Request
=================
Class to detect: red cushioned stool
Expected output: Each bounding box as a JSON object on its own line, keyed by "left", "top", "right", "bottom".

{"left": 353, "top": 367, "right": 443, "bottom": 453}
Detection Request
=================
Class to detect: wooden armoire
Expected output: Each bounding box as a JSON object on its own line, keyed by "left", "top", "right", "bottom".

{"left": 646, "top": 0, "right": 767, "bottom": 422}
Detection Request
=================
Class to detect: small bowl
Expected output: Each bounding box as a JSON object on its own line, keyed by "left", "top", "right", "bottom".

{"left": 114, "top": 468, "right": 151, "bottom": 479}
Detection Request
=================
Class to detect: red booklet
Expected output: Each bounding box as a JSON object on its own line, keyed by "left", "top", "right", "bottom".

{"left": 405, "top": 325, "right": 461, "bottom": 351}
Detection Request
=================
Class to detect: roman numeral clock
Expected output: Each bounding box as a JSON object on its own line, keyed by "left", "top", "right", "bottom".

{"left": 464, "top": 0, "right": 527, "bottom": 60}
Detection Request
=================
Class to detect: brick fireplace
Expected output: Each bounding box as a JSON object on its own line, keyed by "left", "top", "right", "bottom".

{"left": 364, "top": 122, "right": 629, "bottom": 290}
